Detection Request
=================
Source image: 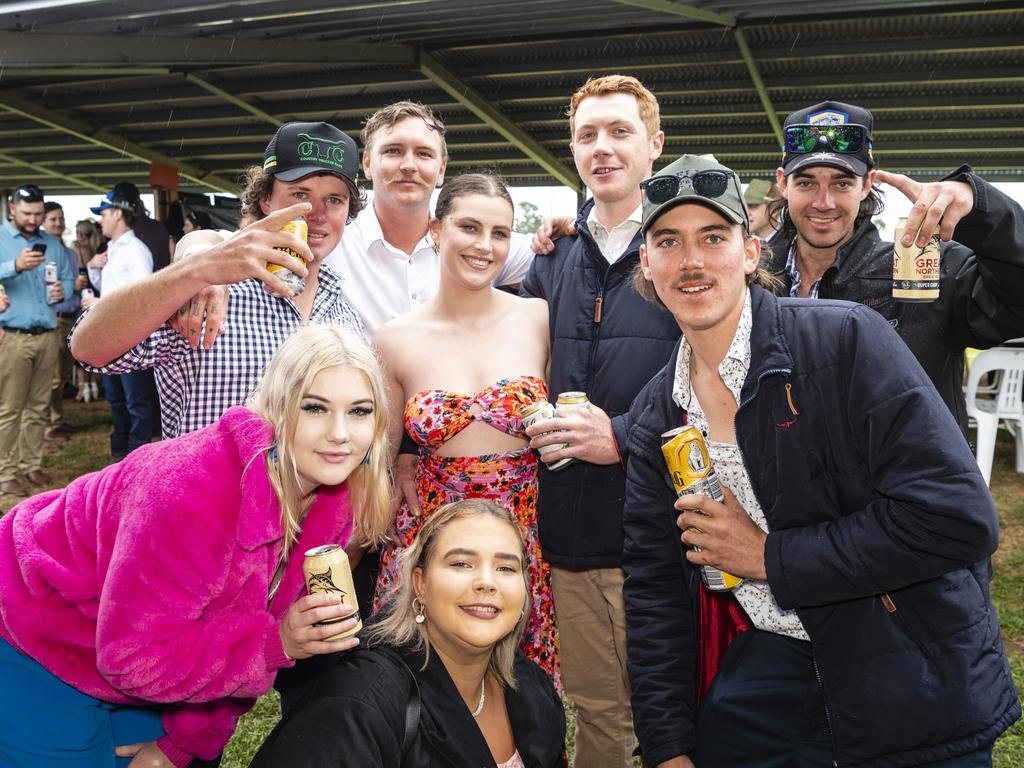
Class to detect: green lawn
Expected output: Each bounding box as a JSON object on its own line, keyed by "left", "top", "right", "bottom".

{"left": 4, "top": 400, "right": 1022, "bottom": 767}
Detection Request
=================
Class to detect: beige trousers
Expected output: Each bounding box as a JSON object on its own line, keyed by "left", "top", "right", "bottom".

{"left": 49, "top": 313, "right": 76, "bottom": 426}
{"left": 0, "top": 329, "right": 58, "bottom": 480}
{"left": 551, "top": 565, "right": 637, "bottom": 768}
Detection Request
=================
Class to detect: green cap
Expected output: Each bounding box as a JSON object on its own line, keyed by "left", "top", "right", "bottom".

{"left": 743, "top": 178, "right": 773, "bottom": 206}
{"left": 641, "top": 154, "right": 749, "bottom": 234}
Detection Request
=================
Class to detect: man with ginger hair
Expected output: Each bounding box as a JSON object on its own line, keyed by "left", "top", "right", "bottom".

{"left": 520, "top": 75, "right": 680, "bottom": 767}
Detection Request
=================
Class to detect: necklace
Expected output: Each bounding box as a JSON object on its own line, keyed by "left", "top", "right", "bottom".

{"left": 471, "top": 678, "right": 486, "bottom": 718}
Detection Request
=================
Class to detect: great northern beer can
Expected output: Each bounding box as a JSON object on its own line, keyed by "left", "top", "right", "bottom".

{"left": 521, "top": 400, "right": 573, "bottom": 471}
{"left": 892, "top": 218, "right": 940, "bottom": 302}
{"left": 265, "top": 217, "right": 308, "bottom": 297}
{"left": 549, "top": 391, "right": 591, "bottom": 471}
{"left": 303, "top": 544, "right": 362, "bottom": 640}
{"left": 661, "top": 426, "right": 744, "bottom": 592}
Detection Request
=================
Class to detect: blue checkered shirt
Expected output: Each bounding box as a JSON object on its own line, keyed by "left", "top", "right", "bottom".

{"left": 74, "top": 265, "right": 364, "bottom": 439}
{"left": 784, "top": 245, "right": 821, "bottom": 299}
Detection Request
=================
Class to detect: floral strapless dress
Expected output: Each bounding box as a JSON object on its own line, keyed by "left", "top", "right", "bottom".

{"left": 374, "top": 375, "right": 558, "bottom": 683}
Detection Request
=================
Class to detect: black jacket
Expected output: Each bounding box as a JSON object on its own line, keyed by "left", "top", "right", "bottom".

{"left": 521, "top": 201, "right": 679, "bottom": 569}
{"left": 251, "top": 644, "right": 565, "bottom": 768}
{"left": 765, "top": 165, "right": 1024, "bottom": 434}
{"left": 622, "top": 287, "right": 1019, "bottom": 767}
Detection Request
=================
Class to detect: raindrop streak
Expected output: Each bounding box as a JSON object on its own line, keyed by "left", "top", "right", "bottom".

{"left": 790, "top": 33, "right": 800, "bottom": 52}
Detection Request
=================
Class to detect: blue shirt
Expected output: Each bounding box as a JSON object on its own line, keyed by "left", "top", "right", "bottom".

{"left": 52, "top": 243, "right": 81, "bottom": 314}
{"left": 0, "top": 221, "right": 75, "bottom": 330}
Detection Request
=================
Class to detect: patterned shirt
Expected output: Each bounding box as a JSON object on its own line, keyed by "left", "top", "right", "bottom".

{"left": 785, "top": 245, "right": 821, "bottom": 299}
{"left": 73, "top": 264, "right": 364, "bottom": 439}
{"left": 671, "top": 291, "right": 809, "bottom": 641}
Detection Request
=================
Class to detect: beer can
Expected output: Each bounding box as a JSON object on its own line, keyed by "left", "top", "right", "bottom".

{"left": 0, "top": 283, "right": 6, "bottom": 299}
{"left": 892, "top": 218, "right": 940, "bottom": 302}
{"left": 302, "top": 544, "right": 362, "bottom": 640}
{"left": 265, "top": 218, "right": 308, "bottom": 297}
{"left": 44, "top": 261, "right": 58, "bottom": 284}
{"left": 661, "top": 426, "right": 744, "bottom": 592}
{"left": 550, "top": 391, "right": 591, "bottom": 471}
{"left": 521, "top": 400, "right": 573, "bottom": 471}
{"left": 81, "top": 288, "right": 95, "bottom": 301}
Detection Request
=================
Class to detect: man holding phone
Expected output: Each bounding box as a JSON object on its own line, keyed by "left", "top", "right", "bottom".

{"left": 0, "top": 184, "right": 75, "bottom": 497}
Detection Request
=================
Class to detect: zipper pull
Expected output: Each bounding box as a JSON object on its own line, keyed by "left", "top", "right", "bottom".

{"left": 593, "top": 295, "right": 603, "bottom": 324}
{"left": 880, "top": 593, "right": 897, "bottom": 613}
{"left": 785, "top": 382, "right": 799, "bottom": 416}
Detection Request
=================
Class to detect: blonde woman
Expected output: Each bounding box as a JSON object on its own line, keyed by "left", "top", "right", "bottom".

{"left": 0, "top": 325, "right": 390, "bottom": 768}
{"left": 72, "top": 219, "right": 102, "bottom": 401}
{"left": 253, "top": 499, "right": 566, "bottom": 768}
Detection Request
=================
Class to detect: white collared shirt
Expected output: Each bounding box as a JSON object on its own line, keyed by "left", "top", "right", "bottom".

{"left": 671, "top": 291, "right": 809, "bottom": 641}
{"left": 93, "top": 229, "right": 153, "bottom": 296}
{"left": 324, "top": 204, "right": 536, "bottom": 337}
{"left": 586, "top": 203, "right": 643, "bottom": 263}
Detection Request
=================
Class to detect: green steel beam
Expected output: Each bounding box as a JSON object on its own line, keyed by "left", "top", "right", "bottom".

{"left": 733, "top": 27, "right": 783, "bottom": 147}
{"left": 0, "top": 151, "right": 105, "bottom": 193}
{"left": 418, "top": 51, "right": 581, "bottom": 192}
{"left": 0, "top": 94, "right": 238, "bottom": 193}
{"left": 591, "top": 0, "right": 734, "bottom": 27}
{"left": 0, "top": 67, "right": 171, "bottom": 78}
{"left": 185, "top": 74, "right": 284, "bottom": 128}
{"left": 0, "top": 32, "right": 415, "bottom": 66}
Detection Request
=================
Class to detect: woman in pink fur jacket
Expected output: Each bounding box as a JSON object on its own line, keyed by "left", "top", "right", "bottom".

{"left": 0, "top": 324, "right": 392, "bottom": 768}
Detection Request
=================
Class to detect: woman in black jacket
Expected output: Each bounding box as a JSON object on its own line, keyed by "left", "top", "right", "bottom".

{"left": 251, "top": 499, "right": 566, "bottom": 767}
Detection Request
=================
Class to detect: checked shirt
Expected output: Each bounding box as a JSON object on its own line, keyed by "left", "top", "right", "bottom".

{"left": 74, "top": 265, "right": 364, "bottom": 439}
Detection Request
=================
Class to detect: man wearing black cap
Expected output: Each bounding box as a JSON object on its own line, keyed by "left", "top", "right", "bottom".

{"left": 70, "top": 121, "right": 364, "bottom": 443}
{"left": 764, "top": 99, "right": 1024, "bottom": 433}
{"left": 622, "top": 154, "right": 1017, "bottom": 767}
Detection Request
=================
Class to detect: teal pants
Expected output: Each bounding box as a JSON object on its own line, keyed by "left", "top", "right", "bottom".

{"left": 0, "top": 638, "right": 166, "bottom": 767}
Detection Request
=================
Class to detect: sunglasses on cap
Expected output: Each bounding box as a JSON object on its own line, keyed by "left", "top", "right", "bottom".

{"left": 12, "top": 185, "right": 44, "bottom": 203}
{"left": 784, "top": 124, "right": 867, "bottom": 155}
{"left": 640, "top": 170, "right": 733, "bottom": 205}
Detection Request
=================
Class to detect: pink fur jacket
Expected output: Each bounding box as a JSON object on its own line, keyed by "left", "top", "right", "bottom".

{"left": 0, "top": 406, "right": 355, "bottom": 766}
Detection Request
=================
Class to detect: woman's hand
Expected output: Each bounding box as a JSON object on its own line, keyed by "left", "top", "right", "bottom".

{"left": 279, "top": 592, "right": 361, "bottom": 660}
{"left": 115, "top": 741, "right": 174, "bottom": 767}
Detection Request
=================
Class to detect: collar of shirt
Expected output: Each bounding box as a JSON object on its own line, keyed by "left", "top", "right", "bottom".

{"left": 2, "top": 219, "right": 47, "bottom": 245}
{"left": 672, "top": 290, "right": 753, "bottom": 416}
{"left": 108, "top": 228, "right": 138, "bottom": 253}
{"left": 586, "top": 203, "right": 642, "bottom": 263}
{"left": 355, "top": 204, "right": 433, "bottom": 258}
{"left": 785, "top": 244, "right": 822, "bottom": 299}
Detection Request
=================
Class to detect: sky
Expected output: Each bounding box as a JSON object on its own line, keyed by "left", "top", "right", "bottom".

{"left": 43, "top": 182, "right": 1024, "bottom": 245}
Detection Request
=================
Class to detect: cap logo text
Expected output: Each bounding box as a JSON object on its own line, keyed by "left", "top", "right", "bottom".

{"left": 297, "top": 133, "right": 346, "bottom": 170}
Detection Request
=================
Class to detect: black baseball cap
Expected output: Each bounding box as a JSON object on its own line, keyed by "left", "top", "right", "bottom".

{"left": 112, "top": 181, "right": 142, "bottom": 203}
{"left": 782, "top": 100, "right": 875, "bottom": 177}
{"left": 641, "top": 154, "right": 749, "bottom": 234}
{"left": 263, "top": 121, "right": 359, "bottom": 183}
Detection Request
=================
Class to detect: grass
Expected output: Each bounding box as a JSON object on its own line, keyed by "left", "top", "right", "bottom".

{"left": 4, "top": 400, "right": 1024, "bottom": 766}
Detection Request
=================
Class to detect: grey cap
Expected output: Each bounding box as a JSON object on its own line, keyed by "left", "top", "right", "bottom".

{"left": 743, "top": 178, "right": 774, "bottom": 206}
{"left": 641, "top": 154, "right": 749, "bottom": 234}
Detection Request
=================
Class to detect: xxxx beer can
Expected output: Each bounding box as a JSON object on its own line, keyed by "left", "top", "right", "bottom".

{"left": 521, "top": 400, "right": 573, "bottom": 471}
{"left": 892, "top": 218, "right": 940, "bottom": 302}
{"left": 265, "top": 217, "right": 308, "bottom": 297}
{"left": 303, "top": 544, "right": 362, "bottom": 640}
{"left": 548, "top": 391, "right": 591, "bottom": 471}
{"left": 661, "top": 426, "right": 744, "bottom": 592}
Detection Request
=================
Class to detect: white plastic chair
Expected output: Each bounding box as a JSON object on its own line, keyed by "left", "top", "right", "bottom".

{"left": 965, "top": 347, "right": 1024, "bottom": 485}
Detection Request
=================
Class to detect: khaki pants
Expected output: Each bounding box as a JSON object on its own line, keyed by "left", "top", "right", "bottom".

{"left": 49, "top": 314, "right": 76, "bottom": 427}
{"left": 551, "top": 565, "right": 637, "bottom": 768}
{"left": 0, "top": 329, "right": 58, "bottom": 480}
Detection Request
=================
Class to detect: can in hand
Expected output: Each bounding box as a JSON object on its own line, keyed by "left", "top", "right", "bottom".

{"left": 521, "top": 400, "right": 572, "bottom": 470}
{"left": 44, "top": 261, "right": 59, "bottom": 303}
{"left": 81, "top": 288, "right": 95, "bottom": 301}
{"left": 661, "top": 426, "right": 744, "bottom": 592}
{"left": 892, "top": 217, "right": 940, "bottom": 302}
{"left": 302, "top": 544, "right": 362, "bottom": 640}
{"left": 265, "top": 218, "right": 308, "bottom": 297}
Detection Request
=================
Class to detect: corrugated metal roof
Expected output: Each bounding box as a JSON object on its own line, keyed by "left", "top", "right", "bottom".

{"left": 0, "top": 0, "right": 1021, "bottom": 194}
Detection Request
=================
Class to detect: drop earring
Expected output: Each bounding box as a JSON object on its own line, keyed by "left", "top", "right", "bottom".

{"left": 413, "top": 596, "right": 426, "bottom": 624}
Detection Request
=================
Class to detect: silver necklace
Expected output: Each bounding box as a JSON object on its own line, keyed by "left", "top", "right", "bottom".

{"left": 471, "top": 678, "right": 486, "bottom": 718}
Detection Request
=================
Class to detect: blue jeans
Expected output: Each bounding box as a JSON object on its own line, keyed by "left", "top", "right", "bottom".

{"left": 104, "top": 370, "right": 156, "bottom": 457}
{"left": 0, "top": 638, "right": 165, "bottom": 767}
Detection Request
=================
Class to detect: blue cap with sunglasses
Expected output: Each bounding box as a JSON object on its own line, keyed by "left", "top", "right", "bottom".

{"left": 782, "top": 100, "right": 875, "bottom": 177}
{"left": 641, "top": 154, "right": 750, "bottom": 234}
{"left": 90, "top": 190, "right": 136, "bottom": 215}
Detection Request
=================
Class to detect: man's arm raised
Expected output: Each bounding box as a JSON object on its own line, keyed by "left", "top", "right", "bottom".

{"left": 71, "top": 204, "right": 313, "bottom": 367}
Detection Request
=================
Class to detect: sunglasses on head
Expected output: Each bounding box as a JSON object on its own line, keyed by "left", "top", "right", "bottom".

{"left": 784, "top": 124, "right": 867, "bottom": 155}
{"left": 12, "top": 185, "right": 44, "bottom": 203}
{"left": 640, "top": 169, "right": 733, "bottom": 205}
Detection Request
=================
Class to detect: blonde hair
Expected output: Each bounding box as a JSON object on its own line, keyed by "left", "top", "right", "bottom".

{"left": 365, "top": 499, "right": 530, "bottom": 689}
{"left": 568, "top": 75, "right": 661, "bottom": 137}
{"left": 250, "top": 324, "right": 391, "bottom": 554}
{"left": 74, "top": 219, "right": 101, "bottom": 267}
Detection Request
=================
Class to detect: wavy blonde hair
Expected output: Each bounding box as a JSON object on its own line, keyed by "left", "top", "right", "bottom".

{"left": 249, "top": 324, "right": 391, "bottom": 554}
{"left": 364, "top": 499, "right": 530, "bottom": 689}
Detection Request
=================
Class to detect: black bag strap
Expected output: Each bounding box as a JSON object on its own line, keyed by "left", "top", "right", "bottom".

{"left": 377, "top": 647, "right": 422, "bottom": 764}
